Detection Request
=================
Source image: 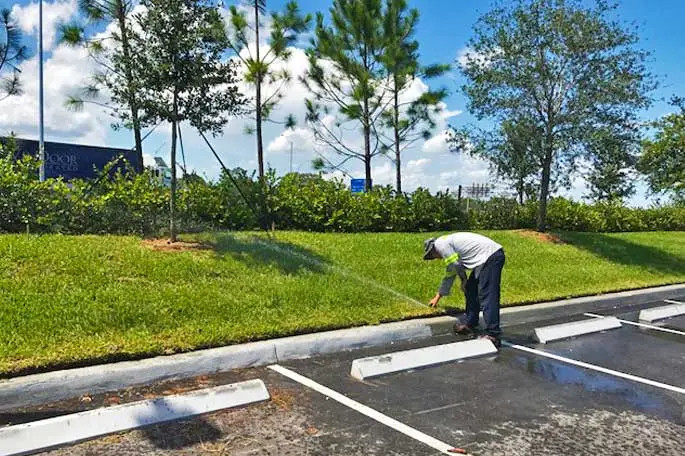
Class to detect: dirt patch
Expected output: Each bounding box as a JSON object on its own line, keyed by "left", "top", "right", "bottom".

{"left": 142, "top": 238, "right": 213, "bottom": 252}
{"left": 270, "top": 388, "right": 296, "bottom": 411}
{"left": 515, "top": 229, "right": 567, "bottom": 244}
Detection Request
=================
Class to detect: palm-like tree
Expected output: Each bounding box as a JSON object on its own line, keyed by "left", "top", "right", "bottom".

{"left": 0, "top": 8, "right": 28, "bottom": 102}
{"left": 61, "top": 0, "right": 145, "bottom": 172}
{"left": 226, "top": 0, "right": 310, "bottom": 227}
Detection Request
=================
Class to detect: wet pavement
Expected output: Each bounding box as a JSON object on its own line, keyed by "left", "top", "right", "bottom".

{"left": 5, "top": 294, "right": 685, "bottom": 456}
{"left": 662, "top": 314, "right": 685, "bottom": 332}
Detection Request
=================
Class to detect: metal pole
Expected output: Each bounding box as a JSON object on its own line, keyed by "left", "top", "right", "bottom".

{"left": 38, "top": 0, "right": 45, "bottom": 181}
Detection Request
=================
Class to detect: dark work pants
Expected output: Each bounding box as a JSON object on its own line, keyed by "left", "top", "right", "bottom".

{"left": 463, "top": 249, "right": 505, "bottom": 337}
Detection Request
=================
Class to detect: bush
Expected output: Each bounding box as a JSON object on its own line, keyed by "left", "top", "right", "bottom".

{"left": 273, "top": 173, "right": 355, "bottom": 231}
{"left": 639, "top": 206, "right": 685, "bottom": 231}
{"left": 0, "top": 141, "right": 72, "bottom": 233}
{"left": 76, "top": 169, "right": 169, "bottom": 235}
{"left": 544, "top": 198, "right": 685, "bottom": 233}
{"left": 1, "top": 143, "right": 683, "bottom": 235}
{"left": 0, "top": 142, "right": 168, "bottom": 235}
{"left": 272, "top": 177, "right": 468, "bottom": 232}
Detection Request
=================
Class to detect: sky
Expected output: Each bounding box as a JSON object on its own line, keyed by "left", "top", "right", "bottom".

{"left": 3, "top": 0, "right": 685, "bottom": 206}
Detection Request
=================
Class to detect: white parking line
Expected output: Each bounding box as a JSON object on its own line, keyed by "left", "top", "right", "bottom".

{"left": 584, "top": 312, "right": 685, "bottom": 337}
{"left": 502, "top": 342, "right": 685, "bottom": 395}
{"left": 268, "top": 364, "right": 464, "bottom": 455}
{"left": 664, "top": 299, "right": 685, "bottom": 305}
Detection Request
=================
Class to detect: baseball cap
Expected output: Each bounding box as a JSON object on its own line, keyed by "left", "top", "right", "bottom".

{"left": 423, "top": 237, "right": 437, "bottom": 260}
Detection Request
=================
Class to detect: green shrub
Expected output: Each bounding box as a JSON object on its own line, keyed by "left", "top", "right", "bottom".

{"left": 1, "top": 143, "right": 683, "bottom": 235}
{"left": 0, "top": 143, "right": 168, "bottom": 235}
{"left": 79, "top": 168, "right": 168, "bottom": 235}
{"left": 0, "top": 141, "right": 73, "bottom": 233}
{"left": 273, "top": 173, "right": 352, "bottom": 231}
{"left": 177, "top": 175, "right": 225, "bottom": 231}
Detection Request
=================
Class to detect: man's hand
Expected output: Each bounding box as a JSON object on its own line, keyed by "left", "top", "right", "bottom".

{"left": 429, "top": 293, "right": 441, "bottom": 308}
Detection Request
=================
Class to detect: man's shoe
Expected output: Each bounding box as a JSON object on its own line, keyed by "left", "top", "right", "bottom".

{"left": 454, "top": 323, "right": 476, "bottom": 336}
{"left": 479, "top": 334, "right": 501, "bottom": 349}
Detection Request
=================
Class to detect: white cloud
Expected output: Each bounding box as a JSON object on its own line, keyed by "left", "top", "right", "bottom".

{"left": 4, "top": 4, "right": 657, "bottom": 208}
{"left": 456, "top": 48, "right": 472, "bottom": 69}
{"left": 322, "top": 169, "right": 346, "bottom": 182}
{"left": 457, "top": 46, "right": 501, "bottom": 70}
{"left": 437, "top": 155, "right": 491, "bottom": 192}
{"left": 407, "top": 158, "right": 430, "bottom": 168}
{"left": 1, "top": 0, "right": 113, "bottom": 144}
{"left": 369, "top": 158, "right": 433, "bottom": 188}
{"left": 12, "top": 0, "right": 78, "bottom": 50}
{"left": 370, "top": 161, "right": 394, "bottom": 184}
{"left": 0, "top": 39, "right": 108, "bottom": 144}
{"left": 222, "top": 3, "right": 274, "bottom": 47}
{"left": 267, "top": 127, "right": 314, "bottom": 153}
{"left": 556, "top": 172, "right": 592, "bottom": 202}
{"left": 397, "top": 78, "right": 429, "bottom": 104}
{"left": 422, "top": 130, "right": 452, "bottom": 154}
{"left": 440, "top": 105, "right": 463, "bottom": 120}
{"left": 403, "top": 158, "right": 432, "bottom": 189}
{"left": 361, "top": 152, "right": 493, "bottom": 193}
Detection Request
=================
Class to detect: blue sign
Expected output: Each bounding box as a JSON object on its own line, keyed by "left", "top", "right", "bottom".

{"left": 351, "top": 178, "right": 369, "bottom": 193}
{"left": 9, "top": 138, "right": 140, "bottom": 181}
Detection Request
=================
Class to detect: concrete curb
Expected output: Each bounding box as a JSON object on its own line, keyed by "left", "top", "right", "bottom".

{"left": 0, "top": 316, "right": 456, "bottom": 412}
{"left": 533, "top": 316, "right": 622, "bottom": 343}
{"left": 500, "top": 283, "right": 685, "bottom": 327}
{"left": 350, "top": 338, "right": 498, "bottom": 380}
{"left": 0, "top": 283, "right": 682, "bottom": 411}
{"left": 0, "top": 380, "right": 270, "bottom": 456}
{"left": 639, "top": 301, "right": 685, "bottom": 322}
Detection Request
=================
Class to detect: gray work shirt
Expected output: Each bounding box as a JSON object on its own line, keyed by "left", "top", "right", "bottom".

{"left": 434, "top": 232, "right": 502, "bottom": 296}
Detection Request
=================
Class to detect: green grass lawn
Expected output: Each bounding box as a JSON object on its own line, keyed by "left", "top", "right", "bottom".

{"left": 1, "top": 230, "right": 684, "bottom": 376}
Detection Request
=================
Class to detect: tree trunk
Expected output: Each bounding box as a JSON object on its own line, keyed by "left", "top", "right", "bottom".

{"left": 169, "top": 96, "right": 178, "bottom": 243}
{"left": 364, "top": 125, "right": 372, "bottom": 190}
{"left": 132, "top": 115, "right": 143, "bottom": 171}
{"left": 363, "top": 98, "right": 372, "bottom": 191}
{"left": 117, "top": 5, "right": 143, "bottom": 173}
{"left": 393, "top": 89, "right": 402, "bottom": 194}
{"left": 254, "top": 2, "right": 269, "bottom": 230}
{"left": 255, "top": 97, "right": 264, "bottom": 179}
{"left": 517, "top": 175, "right": 524, "bottom": 205}
{"left": 537, "top": 149, "right": 553, "bottom": 232}
{"left": 394, "top": 142, "right": 401, "bottom": 194}
{"left": 254, "top": 3, "right": 264, "bottom": 181}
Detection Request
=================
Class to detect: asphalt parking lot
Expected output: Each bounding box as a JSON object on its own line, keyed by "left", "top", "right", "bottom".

{"left": 6, "top": 294, "right": 685, "bottom": 456}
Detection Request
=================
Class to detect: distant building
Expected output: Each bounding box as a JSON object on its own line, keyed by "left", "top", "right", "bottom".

{"left": 151, "top": 157, "right": 172, "bottom": 187}
{"left": 5, "top": 137, "right": 140, "bottom": 181}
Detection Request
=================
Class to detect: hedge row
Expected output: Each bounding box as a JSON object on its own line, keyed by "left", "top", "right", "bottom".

{"left": 1, "top": 149, "right": 683, "bottom": 235}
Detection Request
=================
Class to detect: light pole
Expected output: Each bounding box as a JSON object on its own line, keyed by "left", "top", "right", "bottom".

{"left": 38, "top": 0, "right": 46, "bottom": 181}
{"left": 289, "top": 140, "right": 293, "bottom": 173}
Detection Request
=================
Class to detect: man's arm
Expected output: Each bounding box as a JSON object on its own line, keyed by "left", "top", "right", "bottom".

{"left": 430, "top": 261, "right": 467, "bottom": 307}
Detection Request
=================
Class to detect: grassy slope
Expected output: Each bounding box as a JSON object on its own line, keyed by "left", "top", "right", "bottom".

{"left": 1, "top": 230, "right": 683, "bottom": 375}
{"left": 287, "top": 231, "right": 685, "bottom": 305}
